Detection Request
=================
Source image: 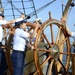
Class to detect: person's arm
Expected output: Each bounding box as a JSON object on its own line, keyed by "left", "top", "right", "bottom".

{"left": 29, "top": 22, "right": 40, "bottom": 38}
{"left": 2, "top": 31, "right": 9, "bottom": 40}
{"left": 61, "top": 17, "right": 72, "bottom": 36}
{"left": 26, "top": 43, "right": 34, "bottom": 50}
{"left": 18, "top": 22, "right": 39, "bottom": 39}
{"left": 6, "top": 14, "right": 25, "bottom": 25}
{"left": 22, "top": 22, "right": 39, "bottom": 39}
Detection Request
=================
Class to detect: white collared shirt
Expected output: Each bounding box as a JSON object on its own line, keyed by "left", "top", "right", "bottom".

{"left": 13, "top": 28, "right": 29, "bottom": 51}
{"left": 0, "top": 20, "right": 7, "bottom": 42}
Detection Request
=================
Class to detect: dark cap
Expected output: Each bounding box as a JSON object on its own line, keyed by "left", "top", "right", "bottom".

{"left": 15, "top": 20, "right": 27, "bottom": 27}
{"left": 0, "top": 14, "right": 4, "bottom": 17}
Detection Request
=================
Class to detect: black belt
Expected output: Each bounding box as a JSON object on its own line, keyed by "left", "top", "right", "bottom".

{"left": 13, "top": 50, "right": 25, "bottom": 53}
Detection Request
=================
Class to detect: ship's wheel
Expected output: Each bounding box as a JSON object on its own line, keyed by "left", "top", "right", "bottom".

{"left": 33, "top": 19, "right": 71, "bottom": 75}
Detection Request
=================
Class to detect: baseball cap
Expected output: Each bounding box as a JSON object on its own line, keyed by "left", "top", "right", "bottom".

{"left": 15, "top": 19, "right": 27, "bottom": 27}
{"left": 34, "top": 18, "right": 42, "bottom": 24}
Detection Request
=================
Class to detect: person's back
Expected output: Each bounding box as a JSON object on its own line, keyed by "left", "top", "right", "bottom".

{"left": 13, "top": 28, "right": 28, "bottom": 51}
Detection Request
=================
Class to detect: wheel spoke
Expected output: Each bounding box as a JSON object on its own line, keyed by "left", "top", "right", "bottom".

{"left": 40, "top": 56, "right": 52, "bottom": 68}
{"left": 58, "top": 37, "right": 68, "bottom": 46}
{"left": 42, "top": 32, "right": 51, "bottom": 47}
{"left": 48, "top": 59, "right": 54, "bottom": 75}
{"left": 56, "top": 27, "right": 62, "bottom": 43}
{"left": 50, "top": 25, "right": 54, "bottom": 44}
{"left": 58, "top": 58, "right": 66, "bottom": 71}
{"left": 33, "top": 56, "right": 52, "bottom": 75}
{"left": 37, "top": 48, "right": 51, "bottom": 53}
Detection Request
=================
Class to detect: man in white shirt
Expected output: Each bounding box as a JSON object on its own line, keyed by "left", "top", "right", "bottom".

{"left": 0, "top": 13, "right": 25, "bottom": 75}
{"left": 11, "top": 19, "right": 39, "bottom": 75}
{"left": 0, "top": 14, "right": 9, "bottom": 75}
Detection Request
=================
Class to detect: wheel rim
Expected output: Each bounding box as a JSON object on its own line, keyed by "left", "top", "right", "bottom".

{"left": 34, "top": 19, "right": 71, "bottom": 75}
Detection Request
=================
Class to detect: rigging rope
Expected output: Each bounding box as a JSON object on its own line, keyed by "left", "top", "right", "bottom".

{"left": 27, "top": 0, "right": 56, "bottom": 17}
{"left": 7, "top": 0, "right": 23, "bottom": 14}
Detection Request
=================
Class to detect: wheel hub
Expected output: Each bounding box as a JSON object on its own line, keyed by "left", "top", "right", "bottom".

{"left": 50, "top": 44, "right": 59, "bottom": 61}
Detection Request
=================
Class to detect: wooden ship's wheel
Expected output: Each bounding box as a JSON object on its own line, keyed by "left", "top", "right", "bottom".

{"left": 33, "top": 19, "right": 71, "bottom": 75}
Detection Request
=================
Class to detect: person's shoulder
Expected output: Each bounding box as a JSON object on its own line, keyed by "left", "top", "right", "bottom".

{"left": 0, "top": 20, "right": 7, "bottom": 25}
{"left": 0, "top": 19, "right": 7, "bottom": 22}
{"left": 15, "top": 28, "right": 20, "bottom": 32}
